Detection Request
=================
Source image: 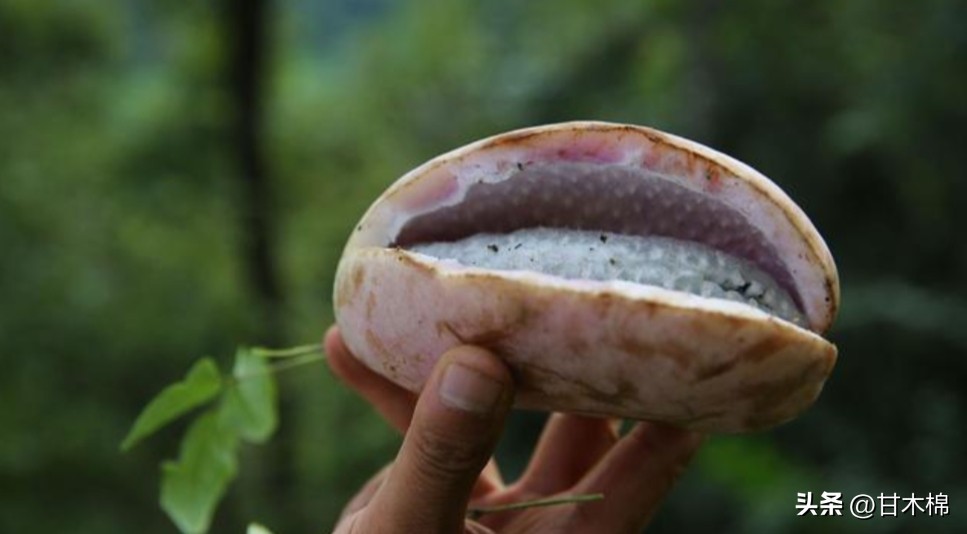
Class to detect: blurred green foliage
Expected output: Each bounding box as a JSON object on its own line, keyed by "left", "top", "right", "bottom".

{"left": 1, "top": 0, "right": 965, "bottom": 532}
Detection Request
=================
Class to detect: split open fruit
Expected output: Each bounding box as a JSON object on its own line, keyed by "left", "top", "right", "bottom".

{"left": 334, "top": 121, "right": 838, "bottom": 432}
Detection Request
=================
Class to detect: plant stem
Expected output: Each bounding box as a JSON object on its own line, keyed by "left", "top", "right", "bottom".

{"left": 268, "top": 353, "right": 326, "bottom": 374}
{"left": 252, "top": 343, "right": 322, "bottom": 359}
{"left": 466, "top": 493, "right": 604, "bottom": 520}
{"left": 234, "top": 352, "right": 326, "bottom": 381}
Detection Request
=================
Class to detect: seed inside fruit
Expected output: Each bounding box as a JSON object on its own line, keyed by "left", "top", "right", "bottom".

{"left": 409, "top": 228, "right": 806, "bottom": 326}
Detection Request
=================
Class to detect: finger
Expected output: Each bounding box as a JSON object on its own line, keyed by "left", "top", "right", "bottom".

{"left": 571, "top": 422, "right": 703, "bottom": 533}
{"left": 360, "top": 346, "right": 515, "bottom": 534}
{"left": 516, "top": 414, "right": 620, "bottom": 495}
{"left": 327, "top": 327, "right": 501, "bottom": 499}
{"left": 324, "top": 326, "right": 417, "bottom": 432}
{"left": 471, "top": 458, "right": 505, "bottom": 499}
{"left": 339, "top": 464, "right": 391, "bottom": 520}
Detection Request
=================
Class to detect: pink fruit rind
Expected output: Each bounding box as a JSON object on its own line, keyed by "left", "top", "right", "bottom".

{"left": 334, "top": 122, "right": 840, "bottom": 432}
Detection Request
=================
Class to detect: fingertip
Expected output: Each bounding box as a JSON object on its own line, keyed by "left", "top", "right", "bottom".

{"left": 618, "top": 423, "right": 702, "bottom": 471}
{"left": 684, "top": 429, "right": 705, "bottom": 450}
{"left": 633, "top": 423, "right": 704, "bottom": 457}
{"left": 323, "top": 326, "right": 372, "bottom": 388}
{"left": 323, "top": 325, "right": 342, "bottom": 357}
{"left": 435, "top": 346, "right": 515, "bottom": 417}
{"left": 439, "top": 345, "right": 515, "bottom": 393}
{"left": 323, "top": 326, "right": 350, "bottom": 378}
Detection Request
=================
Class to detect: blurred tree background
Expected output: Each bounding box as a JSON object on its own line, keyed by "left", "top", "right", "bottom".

{"left": 1, "top": 0, "right": 965, "bottom": 532}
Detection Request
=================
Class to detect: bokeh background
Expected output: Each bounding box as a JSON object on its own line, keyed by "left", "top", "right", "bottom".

{"left": 2, "top": 0, "right": 965, "bottom": 532}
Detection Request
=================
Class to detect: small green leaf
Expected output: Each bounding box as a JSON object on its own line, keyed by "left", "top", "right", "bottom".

{"left": 246, "top": 523, "right": 275, "bottom": 534}
{"left": 219, "top": 348, "right": 277, "bottom": 443}
{"left": 160, "top": 411, "right": 238, "bottom": 534}
{"left": 121, "top": 358, "right": 222, "bottom": 451}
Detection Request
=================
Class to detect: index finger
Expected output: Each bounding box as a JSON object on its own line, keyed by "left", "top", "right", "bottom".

{"left": 325, "top": 326, "right": 417, "bottom": 432}
{"left": 571, "top": 422, "right": 703, "bottom": 532}
{"left": 326, "top": 326, "right": 506, "bottom": 497}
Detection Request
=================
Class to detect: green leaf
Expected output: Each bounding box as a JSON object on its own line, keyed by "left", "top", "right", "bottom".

{"left": 219, "top": 348, "right": 277, "bottom": 443}
{"left": 160, "top": 411, "right": 238, "bottom": 534}
{"left": 246, "top": 523, "right": 275, "bottom": 534}
{"left": 121, "top": 358, "right": 222, "bottom": 451}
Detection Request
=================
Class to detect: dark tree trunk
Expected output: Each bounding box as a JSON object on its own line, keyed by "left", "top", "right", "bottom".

{"left": 224, "top": 1, "right": 303, "bottom": 530}
{"left": 229, "top": 0, "right": 283, "bottom": 345}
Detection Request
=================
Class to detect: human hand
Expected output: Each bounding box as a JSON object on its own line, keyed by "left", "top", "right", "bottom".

{"left": 325, "top": 326, "right": 703, "bottom": 533}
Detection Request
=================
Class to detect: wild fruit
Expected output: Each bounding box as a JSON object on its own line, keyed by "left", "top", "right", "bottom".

{"left": 334, "top": 122, "right": 838, "bottom": 432}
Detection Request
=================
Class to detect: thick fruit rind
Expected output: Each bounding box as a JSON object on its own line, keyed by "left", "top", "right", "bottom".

{"left": 334, "top": 122, "right": 839, "bottom": 432}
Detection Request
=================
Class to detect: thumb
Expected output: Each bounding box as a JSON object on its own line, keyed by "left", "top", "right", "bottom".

{"left": 361, "top": 345, "right": 514, "bottom": 534}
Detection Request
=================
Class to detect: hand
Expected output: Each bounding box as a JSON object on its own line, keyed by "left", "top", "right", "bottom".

{"left": 325, "top": 326, "right": 703, "bottom": 533}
